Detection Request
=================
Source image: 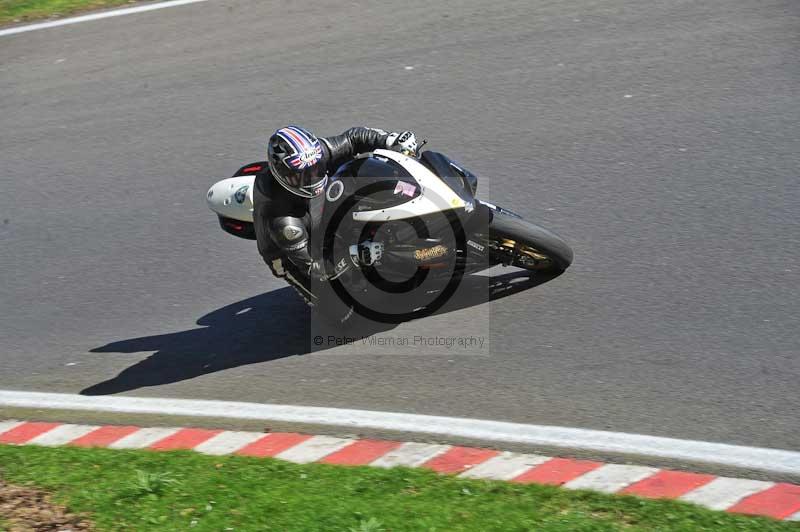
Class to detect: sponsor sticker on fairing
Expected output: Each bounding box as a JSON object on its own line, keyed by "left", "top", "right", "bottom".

{"left": 326, "top": 180, "right": 344, "bottom": 202}
{"left": 414, "top": 244, "right": 448, "bottom": 261}
{"left": 234, "top": 185, "right": 249, "bottom": 204}
{"left": 393, "top": 180, "right": 417, "bottom": 197}
{"left": 467, "top": 240, "right": 485, "bottom": 252}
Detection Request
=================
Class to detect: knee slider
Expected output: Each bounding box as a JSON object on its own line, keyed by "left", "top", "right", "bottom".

{"left": 269, "top": 216, "right": 308, "bottom": 252}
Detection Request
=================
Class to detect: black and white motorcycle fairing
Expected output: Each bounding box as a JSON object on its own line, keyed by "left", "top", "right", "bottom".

{"left": 207, "top": 148, "right": 573, "bottom": 323}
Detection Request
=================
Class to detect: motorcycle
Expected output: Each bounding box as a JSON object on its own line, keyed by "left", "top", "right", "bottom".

{"left": 207, "top": 145, "right": 573, "bottom": 323}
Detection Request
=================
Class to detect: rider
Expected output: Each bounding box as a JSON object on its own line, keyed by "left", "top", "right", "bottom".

{"left": 253, "top": 126, "right": 418, "bottom": 284}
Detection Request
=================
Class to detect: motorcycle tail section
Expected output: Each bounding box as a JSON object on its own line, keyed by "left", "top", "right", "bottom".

{"left": 207, "top": 175, "right": 256, "bottom": 240}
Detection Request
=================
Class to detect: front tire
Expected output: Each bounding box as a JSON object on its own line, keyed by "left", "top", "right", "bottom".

{"left": 483, "top": 209, "right": 573, "bottom": 273}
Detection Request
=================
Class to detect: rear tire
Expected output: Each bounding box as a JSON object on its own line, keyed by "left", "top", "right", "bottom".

{"left": 484, "top": 209, "right": 573, "bottom": 273}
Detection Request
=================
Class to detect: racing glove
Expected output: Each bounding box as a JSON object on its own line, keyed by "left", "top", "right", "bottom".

{"left": 386, "top": 131, "right": 418, "bottom": 154}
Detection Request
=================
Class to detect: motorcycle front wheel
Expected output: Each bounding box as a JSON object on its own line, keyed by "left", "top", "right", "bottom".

{"left": 480, "top": 207, "right": 573, "bottom": 274}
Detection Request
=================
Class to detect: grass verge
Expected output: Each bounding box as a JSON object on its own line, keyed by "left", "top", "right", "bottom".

{"left": 0, "top": 444, "right": 796, "bottom": 531}
{"left": 0, "top": 0, "right": 137, "bottom": 26}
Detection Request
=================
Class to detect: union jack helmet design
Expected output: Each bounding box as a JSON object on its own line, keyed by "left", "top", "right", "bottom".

{"left": 267, "top": 125, "right": 327, "bottom": 198}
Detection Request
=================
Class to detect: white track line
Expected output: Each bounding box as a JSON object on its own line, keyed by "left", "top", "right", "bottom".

{"left": 1, "top": 390, "right": 799, "bottom": 476}
{"left": 0, "top": 0, "right": 208, "bottom": 38}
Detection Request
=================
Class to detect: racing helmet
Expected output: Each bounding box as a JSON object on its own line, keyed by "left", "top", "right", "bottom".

{"left": 267, "top": 125, "right": 327, "bottom": 198}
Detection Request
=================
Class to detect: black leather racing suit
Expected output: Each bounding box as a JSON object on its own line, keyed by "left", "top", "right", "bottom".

{"left": 252, "top": 127, "right": 393, "bottom": 284}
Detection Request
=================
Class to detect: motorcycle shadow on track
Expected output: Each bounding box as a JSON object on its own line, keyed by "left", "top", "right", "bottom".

{"left": 81, "top": 270, "right": 562, "bottom": 396}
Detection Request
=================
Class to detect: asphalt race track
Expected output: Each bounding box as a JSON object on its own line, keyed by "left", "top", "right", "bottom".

{"left": 1, "top": 0, "right": 798, "bottom": 451}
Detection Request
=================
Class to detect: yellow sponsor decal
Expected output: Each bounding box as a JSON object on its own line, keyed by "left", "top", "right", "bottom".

{"left": 415, "top": 245, "right": 448, "bottom": 261}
